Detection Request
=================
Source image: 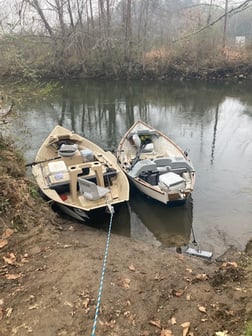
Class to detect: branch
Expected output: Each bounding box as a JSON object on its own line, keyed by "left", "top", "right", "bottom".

{"left": 25, "top": 0, "right": 54, "bottom": 37}
{"left": 172, "top": 0, "right": 252, "bottom": 43}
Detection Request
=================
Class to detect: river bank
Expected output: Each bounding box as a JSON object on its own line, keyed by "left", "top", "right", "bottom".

{"left": 2, "top": 62, "right": 252, "bottom": 83}
{"left": 0, "top": 122, "right": 252, "bottom": 335}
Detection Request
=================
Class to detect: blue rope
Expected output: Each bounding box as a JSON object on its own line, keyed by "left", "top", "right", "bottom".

{"left": 91, "top": 206, "right": 114, "bottom": 336}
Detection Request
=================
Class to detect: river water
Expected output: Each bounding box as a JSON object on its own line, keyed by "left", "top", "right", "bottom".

{"left": 10, "top": 79, "right": 252, "bottom": 257}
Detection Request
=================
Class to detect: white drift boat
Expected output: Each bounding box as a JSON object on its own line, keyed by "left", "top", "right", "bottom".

{"left": 116, "top": 120, "right": 195, "bottom": 205}
{"left": 31, "top": 125, "right": 129, "bottom": 221}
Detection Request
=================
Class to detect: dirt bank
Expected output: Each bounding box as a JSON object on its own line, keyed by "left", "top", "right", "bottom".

{"left": 0, "top": 136, "right": 252, "bottom": 336}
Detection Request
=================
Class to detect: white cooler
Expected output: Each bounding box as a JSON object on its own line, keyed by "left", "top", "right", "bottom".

{"left": 47, "top": 161, "right": 69, "bottom": 185}
{"left": 159, "top": 172, "right": 186, "bottom": 191}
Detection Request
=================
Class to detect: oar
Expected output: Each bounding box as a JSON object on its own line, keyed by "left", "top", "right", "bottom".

{"left": 25, "top": 156, "right": 61, "bottom": 167}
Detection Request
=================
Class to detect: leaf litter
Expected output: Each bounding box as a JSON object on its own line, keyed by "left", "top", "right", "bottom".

{"left": 0, "top": 136, "right": 251, "bottom": 336}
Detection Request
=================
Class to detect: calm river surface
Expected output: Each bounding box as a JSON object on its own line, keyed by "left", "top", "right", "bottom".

{"left": 10, "top": 79, "right": 252, "bottom": 257}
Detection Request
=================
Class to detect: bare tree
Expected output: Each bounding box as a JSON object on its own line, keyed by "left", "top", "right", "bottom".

{"left": 88, "top": 0, "right": 94, "bottom": 30}
{"left": 1, "top": 0, "right": 252, "bottom": 78}
{"left": 172, "top": 0, "right": 252, "bottom": 43}
{"left": 136, "top": 0, "right": 151, "bottom": 66}
{"left": 123, "top": 0, "right": 132, "bottom": 68}
{"left": 207, "top": 0, "right": 213, "bottom": 25}
{"left": 25, "top": 0, "right": 54, "bottom": 37}
{"left": 67, "top": 0, "right": 74, "bottom": 28}
{"left": 223, "top": 0, "right": 228, "bottom": 48}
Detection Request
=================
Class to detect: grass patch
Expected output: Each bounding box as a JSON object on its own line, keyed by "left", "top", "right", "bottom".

{"left": 244, "top": 321, "right": 252, "bottom": 336}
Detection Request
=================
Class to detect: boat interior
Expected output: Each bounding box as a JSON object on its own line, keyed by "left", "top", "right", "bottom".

{"left": 41, "top": 135, "right": 120, "bottom": 205}
{"left": 124, "top": 129, "right": 195, "bottom": 190}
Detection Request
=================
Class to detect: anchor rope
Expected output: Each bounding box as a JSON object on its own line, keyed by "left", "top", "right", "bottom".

{"left": 91, "top": 206, "right": 114, "bottom": 336}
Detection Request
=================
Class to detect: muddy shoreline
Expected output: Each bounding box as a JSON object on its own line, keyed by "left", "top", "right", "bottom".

{"left": 0, "top": 135, "right": 251, "bottom": 335}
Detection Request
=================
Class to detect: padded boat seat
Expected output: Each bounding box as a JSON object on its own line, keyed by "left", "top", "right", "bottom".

{"left": 78, "top": 177, "right": 110, "bottom": 201}
{"left": 154, "top": 157, "right": 172, "bottom": 174}
{"left": 154, "top": 157, "right": 172, "bottom": 166}
{"left": 154, "top": 157, "right": 194, "bottom": 175}
{"left": 128, "top": 159, "right": 157, "bottom": 178}
{"left": 131, "top": 134, "right": 154, "bottom": 153}
{"left": 127, "top": 129, "right": 158, "bottom": 141}
{"left": 142, "top": 143, "right": 154, "bottom": 153}
{"left": 58, "top": 144, "right": 78, "bottom": 157}
{"left": 170, "top": 157, "right": 194, "bottom": 174}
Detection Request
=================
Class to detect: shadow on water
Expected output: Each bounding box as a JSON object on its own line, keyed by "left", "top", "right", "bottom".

{"left": 56, "top": 188, "right": 194, "bottom": 250}
{"left": 127, "top": 188, "right": 193, "bottom": 248}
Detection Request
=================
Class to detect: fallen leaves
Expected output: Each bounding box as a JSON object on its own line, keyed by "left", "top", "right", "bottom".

{"left": 161, "top": 329, "right": 173, "bottom": 336}
{"left": 195, "top": 273, "right": 208, "bottom": 281}
{"left": 99, "top": 319, "right": 116, "bottom": 328}
{"left": 64, "top": 301, "right": 73, "bottom": 308}
{"left": 128, "top": 264, "right": 136, "bottom": 272}
{"left": 181, "top": 322, "right": 190, "bottom": 336}
{"left": 221, "top": 261, "right": 238, "bottom": 268}
{"left": 3, "top": 252, "right": 16, "bottom": 265}
{"left": 170, "top": 317, "right": 176, "bottom": 325}
{"left": 12, "top": 323, "right": 33, "bottom": 334}
{"left": 198, "top": 305, "right": 207, "bottom": 313}
{"left": 186, "top": 294, "right": 192, "bottom": 301}
{"left": 191, "top": 273, "right": 209, "bottom": 284}
{"left": 0, "top": 299, "right": 3, "bottom": 321}
{"left": 2, "top": 228, "right": 14, "bottom": 239}
{"left": 63, "top": 244, "right": 72, "bottom": 248}
{"left": 171, "top": 288, "right": 184, "bottom": 297}
{"left": 28, "top": 303, "right": 41, "bottom": 310}
{"left": 118, "top": 277, "right": 131, "bottom": 289}
{"left": 149, "top": 318, "right": 193, "bottom": 336}
{"left": 81, "top": 296, "right": 89, "bottom": 307}
{"left": 5, "top": 273, "right": 21, "bottom": 280}
{"left": 0, "top": 228, "right": 15, "bottom": 249}
{"left": 0, "top": 239, "right": 8, "bottom": 249}
{"left": 154, "top": 272, "right": 164, "bottom": 281}
{"left": 5, "top": 307, "right": 13, "bottom": 318}
{"left": 149, "top": 320, "right": 162, "bottom": 329}
{"left": 215, "top": 331, "right": 229, "bottom": 336}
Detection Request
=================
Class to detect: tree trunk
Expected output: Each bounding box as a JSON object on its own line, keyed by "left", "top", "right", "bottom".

{"left": 25, "top": 0, "right": 54, "bottom": 37}
{"left": 88, "top": 0, "right": 94, "bottom": 30}
{"left": 67, "top": 0, "right": 74, "bottom": 28}
{"left": 55, "top": 0, "right": 66, "bottom": 37}
{"left": 223, "top": 0, "right": 228, "bottom": 49}
{"left": 123, "top": 0, "right": 132, "bottom": 73}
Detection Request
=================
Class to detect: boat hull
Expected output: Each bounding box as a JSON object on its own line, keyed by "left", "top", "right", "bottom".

{"left": 128, "top": 175, "right": 190, "bottom": 205}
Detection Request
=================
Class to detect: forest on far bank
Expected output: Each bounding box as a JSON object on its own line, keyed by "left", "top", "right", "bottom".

{"left": 0, "top": 0, "right": 252, "bottom": 81}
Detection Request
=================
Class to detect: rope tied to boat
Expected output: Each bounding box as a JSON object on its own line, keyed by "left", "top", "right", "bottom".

{"left": 91, "top": 203, "right": 114, "bottom": 336}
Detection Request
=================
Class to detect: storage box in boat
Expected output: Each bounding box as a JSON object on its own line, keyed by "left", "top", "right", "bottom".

{"left": 159, "top": 172, "right": 186, "bottom": 191}
{"left": 48, "top": 161, "right": 68, "bottom": 174}
{"left": 80, "top": 149, "right": 94, "bottom": 162}
{"left": 139, "top": 170, "right": 159, "bottom": 185}
{"left": 47, "top": 161, "right": 69, "bottom": 186}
